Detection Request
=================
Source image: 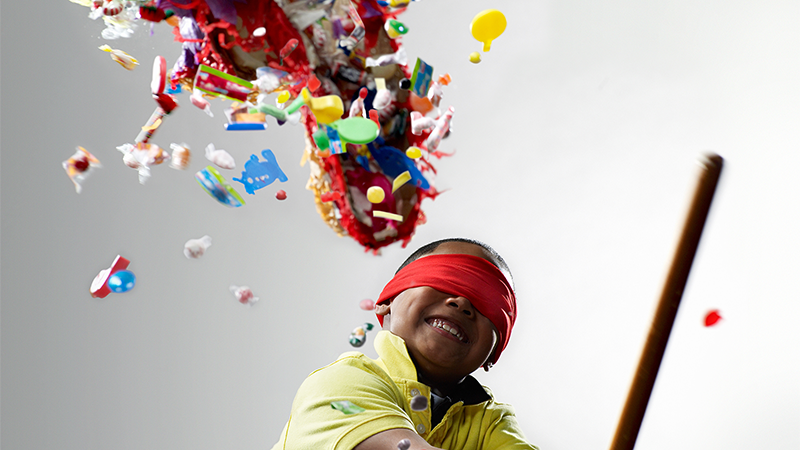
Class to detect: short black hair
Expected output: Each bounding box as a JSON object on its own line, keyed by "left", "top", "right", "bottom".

{"left": 396, "top": 238, "right": 515, "bottom": 292}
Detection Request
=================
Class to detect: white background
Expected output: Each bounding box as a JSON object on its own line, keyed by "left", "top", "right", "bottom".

{"left": 2, "top": 1, "right": 798, "bottom": 449}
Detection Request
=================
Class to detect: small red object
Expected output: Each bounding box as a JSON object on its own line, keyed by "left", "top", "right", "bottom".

{"left": 307, "top": 73, "right": 321, "bottom": 93}
{"left": 151, "top": 55, "right": 167, "bottom": 94}
{"left": 704, "top": 309, "right": 722, "bottom": 327}
{"left": 279, "top": 38, "right": 299, "bottom": 65}
{"left": 320, "top": 191, "right": 342, "bottom": 202}
{"left": 275, "top": 190, "right": 287, "bottom": 200}
{"left": 73, "top": 155, "right": 90, "bottom": 172}
{"left": 369, "top": 109, "right": 379, "bottom": 126}
{"left": 153, "top": 93, "right": 179, "bottom": 113}
{"left": 90, "top": 255, "right": 131, "bottom": 299}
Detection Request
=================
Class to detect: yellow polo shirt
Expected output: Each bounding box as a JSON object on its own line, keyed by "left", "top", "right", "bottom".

{"left": 271, "top": 331, "right": 537, "bottom": 450}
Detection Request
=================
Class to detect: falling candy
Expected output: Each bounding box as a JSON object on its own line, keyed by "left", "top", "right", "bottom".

{"left": 425, "top": 106, "right": 455, "bottom": 152}
{"left": 276, "top": 190, "right": 287, "bottom": 200}
{"left": 276, "top": 91, "right": 291, "bottom": 104}
{"left": 410, "top": 395, "right": 428, "bottom": 411}
{"left": 392, "top": 171, "right": 411, "bottom": 193}
{"left": 205, "top": 143, "right": 236, "bottom": 170}
{"left": 410, "top": 111, "right": 436, "bottom": 135}
{"left": 90, "top": 255, "right": 130, "bottom": 299}
{"left": 470, "top": 9, "right": 507, "bottom": 52}
{"left": 230, "top": 285, "right": 258, "bottom": 306}
{"left": 195, "top": 166, "right": 246, "bottom": 207}
{"left": 252, "top": 27, "right": 266, "bottom": 37}
{"left": 184, "top": 235, "right": 212, "bottom": 259}
{"left": 331, "top": 400, "right": 365, "bottom": 415}
{"left": 279, "top": 38, "right": 299, "bottom": 66}
{"left": 704, "top": 310, "right": 722, "bottom": 327}
{"left": 367, "top": 186, "right": 386, "bottom": 203}
{"left": 469, "top": 52, "right": 481, "bottom": 64}
{"left": 359, "top": 299, "right": 375, "bottom": 311}
{"left": 169, "top": 143, "right": 191, "bottom": 170}
{"left": 117, "top": 142, "right": 170, "bottom": 184}
{"left": 384, "top": 19, "right": 409, "bottom": 39}
{"left": 63, "top": 146, "right": 101, "bottom": 193}
{"left": 405, "top": 147, "right": 422, "bottom": 159}
{"left": 373, "top": 211, "right": 404, "bottom": 222}
{"left": 190, "top": 91, "right": 214, "bottom": 117}
{"left": 320, "top": 191, "right": 342, "bottom": 203}
{"left": 107, "top": 270, "right": 136, "bottom": 293}
{"left": 349, "top": 322, "right": 375, "bottom": 347}
{"left": 98, "top": 45, "right": 139, "bottom": 70}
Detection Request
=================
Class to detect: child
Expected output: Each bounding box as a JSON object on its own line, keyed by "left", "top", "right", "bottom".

{"left": 271, "top": 238, "right": 537, "bottom": 450}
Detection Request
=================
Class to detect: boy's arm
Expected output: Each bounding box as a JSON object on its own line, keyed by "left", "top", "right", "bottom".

{"left": 354, "top": 428, "right": 445, "bottom": 450}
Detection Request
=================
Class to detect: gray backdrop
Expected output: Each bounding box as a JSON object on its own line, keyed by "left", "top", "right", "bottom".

{"left": 2, "top": 1, "right": 799, "bottom": 449}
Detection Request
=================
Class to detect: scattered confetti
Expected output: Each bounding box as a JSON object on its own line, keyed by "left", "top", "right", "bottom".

{"left": 704, "top": 310, "right": 722, "bottom": 327}
{"left": 184, "top": 235, "right": 212, "bottom": 259}
{"left": 331, "top": 400, "right": 366, "bottom": 415}
{"left": 230, "top": 285, "right": 258, "bottom": 306}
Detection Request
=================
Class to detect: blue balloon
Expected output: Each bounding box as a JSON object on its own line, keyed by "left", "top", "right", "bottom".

{"left": 107, "top": 270, "right": 136, "bottom": 293}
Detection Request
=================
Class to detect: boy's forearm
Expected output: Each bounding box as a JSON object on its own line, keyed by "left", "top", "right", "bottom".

{"left": 353, "top": 428, "right": 445, "bottom": 450}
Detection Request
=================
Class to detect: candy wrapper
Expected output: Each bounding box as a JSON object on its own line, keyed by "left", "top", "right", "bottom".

{"left": 184, "top": 235, "right": 212, "bottom": 259}
{"left": 73, "top": 0, "right": 455, "bottom": 251}
{"left": 63, "top": 146, "right": 101, "bottom": 193}
{"left": 230, "top": 285, "right": 258, "bottom": 306}
{"left": 349, "top": 322, "right": 374, "bottom": 347}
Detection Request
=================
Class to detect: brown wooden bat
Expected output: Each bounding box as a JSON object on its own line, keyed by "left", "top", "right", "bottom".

{"left": 609, "top": 153, "right": 724, "bottom": 450}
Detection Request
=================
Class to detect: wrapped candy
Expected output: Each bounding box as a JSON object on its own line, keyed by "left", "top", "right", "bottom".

{"left": 169, "top": 143, "right": 191, "bottom": 170}
{"left": 63, "top": 146, "right": 101, "bottom": 193}
{"left": 204, "top": 143, "right": 235, "bottom": 170}
{"left": 117, "top": 142, "right": 169, "bottom": 184}
{"left": 98, "top": 44, "right": 138, "bottom": 70}
{"left": 184, "top": 235, "right": 212, "bottom": 259}
{"left": 230, "top": 285, "right": 258, "bottom": 306}
{"left": 349, "top": 322, "right": 375, "bottom": 347}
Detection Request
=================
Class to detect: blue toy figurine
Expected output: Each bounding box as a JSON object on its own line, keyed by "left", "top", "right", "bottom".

{"left": 232, "top": 149, "right": 288, "bottom": 195}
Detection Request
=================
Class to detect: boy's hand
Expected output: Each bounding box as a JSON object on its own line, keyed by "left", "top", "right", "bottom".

{"left": 353, "top": 428, "right": 446, "bottom": 450}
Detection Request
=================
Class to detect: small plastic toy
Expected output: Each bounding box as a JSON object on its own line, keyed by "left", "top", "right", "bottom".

{"left": 285, "top": 88, "right": 344, "bottom": 125}
{"left": 98, "top": 45, "right": 138, "bottom": 70}
{"left": 330, "top": 400, "right": 365, "bottom": 415}
{"left": 90, "top": 255, "right": 130, "bottom": 299}
{"left": 359, "top": 299, "right": 375, "bottom": 311}
{"left": 349, "top": 322, "right": 375, "bottom": 347}
{"left": 169, "top": 143, "right": 191, "bottom": 170}
{"left": 184, "top": 235, "right": 212, "bottom": 259}
{"left": 63, "top": 146, "right": 101, "bottom": 193}
{"left": 195, "top": 166, "right": 245, "bottom": 207}
{"left": 230, "top": 285, "right": 258, "bottom": 306}
{"left": 410, "top": 58, "right": 434, "bottom": 98}
{"left": 704, "top": 310, "right": 722, "bottom": 327}
{"left": 232, "top": 149, "right": 288, "bottom": 195}
{"left": 107, "top": 270, "right": 136, "bottom": 293}
{"left": 471, "top": 9, "right": 507, "bottom": 52}
{"left": 410, "top": 395, "right": 428, "bottom": 411}
{"left": 205, "top": 143, "right": 235, "bottom": 170}
{"left": 367, "top": 186, "right": 385, "bottom": 203}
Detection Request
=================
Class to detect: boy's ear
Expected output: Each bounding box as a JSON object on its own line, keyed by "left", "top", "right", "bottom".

{"left": 375, "top": 302, "right": 391, "bottom": 316}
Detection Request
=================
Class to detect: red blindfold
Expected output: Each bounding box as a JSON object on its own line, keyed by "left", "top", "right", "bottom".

{"left": 376, "top": 254, "right": 516, "bottom": 365}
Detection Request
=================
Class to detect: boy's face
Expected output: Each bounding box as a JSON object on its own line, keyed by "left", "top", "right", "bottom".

{"left": 377, "top": 242, "right": 499, "bottom": 385}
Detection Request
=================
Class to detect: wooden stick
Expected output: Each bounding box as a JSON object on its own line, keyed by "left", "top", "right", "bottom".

{"left": 609, "top": 154, "right": 724, "bottom": 450}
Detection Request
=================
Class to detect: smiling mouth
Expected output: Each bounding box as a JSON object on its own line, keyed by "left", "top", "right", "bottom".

{"left": 427, "top": 318, "right": 469, "bottom": 344}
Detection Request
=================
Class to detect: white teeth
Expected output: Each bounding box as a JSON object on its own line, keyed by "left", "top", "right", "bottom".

{"left": 430, "top": 319, "right": 466, "bottom": 342}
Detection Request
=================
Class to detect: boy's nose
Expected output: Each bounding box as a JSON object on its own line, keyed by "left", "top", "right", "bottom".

{"left": 446, "top": 296, "right": 474, "bottom": 317}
